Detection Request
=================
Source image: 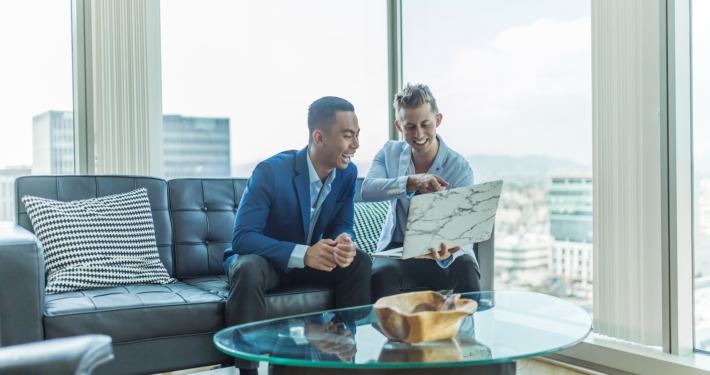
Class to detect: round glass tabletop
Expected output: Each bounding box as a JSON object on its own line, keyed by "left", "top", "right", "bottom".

{"left": 213, "top": 291, "right": 592, "bottom": 369}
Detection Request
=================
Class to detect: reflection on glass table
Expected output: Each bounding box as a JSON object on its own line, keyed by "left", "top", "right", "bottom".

{"left": 214, "top": 291, "right": 591, "bottom": 374}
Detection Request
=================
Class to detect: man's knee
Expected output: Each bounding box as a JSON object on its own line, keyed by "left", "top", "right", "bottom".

{"left": 449, "top": 255, "right": 481, "bottom": 291}
{"left": 351, "top": 248, "right": 372, "bottom": 272}
{"left": 450, "top": 254, "right": 478, "bottom": 271}
{"left": 229, "top": 254, "right": 270, "bottom": 287}
{"left": 371, "top": 259, "right": 401, "bottom": 283}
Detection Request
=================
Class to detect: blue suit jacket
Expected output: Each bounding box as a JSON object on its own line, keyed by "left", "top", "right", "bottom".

{"left": 223, "top": 147, "right": 357, "bottom": 274}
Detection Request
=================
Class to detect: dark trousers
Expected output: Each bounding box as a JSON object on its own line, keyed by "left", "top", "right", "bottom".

{"left": 372, "top": 242, "right": 481, "bottom": 301}
{"left": 226, "top": 249, "right": 372, "bottom": 369}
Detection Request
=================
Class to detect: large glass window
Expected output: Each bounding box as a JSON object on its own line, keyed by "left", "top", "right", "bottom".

{"left": 0, "top": 1, "right": 74, "bottom": 221}
{"left": 160, "top": 0, "right": 388, "bottom": 179}
{"left": 402, "top": 0, "right": 592, "bottom": 308}
{"left": 693, "top": 0, "right": 710, "bottom": 353}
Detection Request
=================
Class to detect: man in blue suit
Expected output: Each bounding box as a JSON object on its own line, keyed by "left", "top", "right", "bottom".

{"left": 223, "top": 96, "right": 372, "bottom": 374}
{"left": 361, "top": 83, "right": 481, "bottom": 301}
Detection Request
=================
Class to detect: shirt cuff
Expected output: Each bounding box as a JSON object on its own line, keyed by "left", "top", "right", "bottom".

{"left": 288, "top": 244, "right": 308, "bottom": 268}
{"left": 437, "top": 255, "right": 455, "bottom": 268}
{"left": 398, "top": 176, "right": 415, "bottom": 196}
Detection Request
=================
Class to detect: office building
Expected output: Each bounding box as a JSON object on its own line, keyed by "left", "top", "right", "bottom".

{"left": 0, "top": 166, "right": 31, "bottom": 222}
{"left": 32, "top": 112, "right": 230, "bottom": 179}
{"left": 548, "top": 175, "right": 593, "bottom": 283}
{"left": 32, "top": 111, "right": 74, "bottom": 175}
{"left": 495, "top": 233, "right": 552, "bottom": 271}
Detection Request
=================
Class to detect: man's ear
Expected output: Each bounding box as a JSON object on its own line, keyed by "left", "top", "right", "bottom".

{"left": 394, "top": 120, "right": 403, "bottom": 133}
{"left": 312, "top": 129, "right": 324, "bottom": 146}
{"left": 435, "top": 113, "right": 443, "bottom": 128}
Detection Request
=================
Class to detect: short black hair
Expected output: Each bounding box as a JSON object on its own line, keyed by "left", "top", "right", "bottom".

{"left": 307, "top": 96, "right": 355, "bottom": 142}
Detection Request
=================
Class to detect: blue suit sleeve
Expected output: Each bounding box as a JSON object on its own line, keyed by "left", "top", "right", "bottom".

{"left": 231, "top": 162, "right": 298, "bottom": 273}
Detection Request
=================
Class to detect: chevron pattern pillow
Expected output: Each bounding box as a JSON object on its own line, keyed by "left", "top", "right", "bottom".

{"left": 353, "top": 201, "right": 390, "bottom": 254}
{"left": 22, "top": 188, "right": 176, "bottom": 294}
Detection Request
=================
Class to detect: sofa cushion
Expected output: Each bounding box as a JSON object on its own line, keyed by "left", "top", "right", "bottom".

{"left": 353, "top": 201, "right": 389, "bottom": 254}
{"left": 182, "top": 276, "right": 335, "bottom": 319}
{"left": 43, "top": 283, "right": 224, "bottom": 344}
{"left": 21, "top": 188, "right": 176, "bottom": 294}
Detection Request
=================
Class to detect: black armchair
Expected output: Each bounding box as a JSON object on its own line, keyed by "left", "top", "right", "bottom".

{"left": 0, "top": 335, "right": 113, "bottom": 375}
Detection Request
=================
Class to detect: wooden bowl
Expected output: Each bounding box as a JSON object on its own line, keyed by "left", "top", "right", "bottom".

{"left": 373, "top": 291, "right": 478, "bottom": 344}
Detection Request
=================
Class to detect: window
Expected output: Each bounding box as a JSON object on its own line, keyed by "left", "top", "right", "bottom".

{"left": 0, "top": 1, "right": 73, "bottom": 221}
{"left": 160, "top": 0, "right": 388, "bottom": 178}
{"left": 402, "top": 0, "right": 592, "bottom": 306}
{"left": 693, "top": 0, "right": 710, "bottom": 353}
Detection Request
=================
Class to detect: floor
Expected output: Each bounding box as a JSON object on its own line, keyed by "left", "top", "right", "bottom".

{"left": 160, "top": 358, "right": 601, "bottom": 375}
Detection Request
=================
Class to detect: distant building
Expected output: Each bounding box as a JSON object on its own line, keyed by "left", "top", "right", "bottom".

{"left": 163, "top": 115, "right": 230, "bottom": 179}
{"left": 0, "top": 166, "right": 32, "bottom": 222}
{"left": 493, "top": 185, "right": 552, "bottom": 290}
{"left": 495, "top": 234, "right": 552, "bottom": 271}
{"left": 548, "top": 175, "right": 593, "bottom": 283}
{"left": 31, "top": 111, "right": 231, "bottom": 179}
{"left": 32, "top": 111, "right": 74, "bottom": 175}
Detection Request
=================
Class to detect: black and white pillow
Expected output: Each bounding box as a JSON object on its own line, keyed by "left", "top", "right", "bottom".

{"left": 22, "top": 188, "right": 176, "bottom": 294}
{"left": 353, "top": 201, "right": 390, "bottom": 254}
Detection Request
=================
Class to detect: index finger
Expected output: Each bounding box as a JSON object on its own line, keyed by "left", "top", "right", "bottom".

{"left": 433, "top": 175, "right": 450, "bottom": 187}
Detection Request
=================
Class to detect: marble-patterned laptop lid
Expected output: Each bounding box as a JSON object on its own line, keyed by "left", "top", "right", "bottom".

{"left": 402, "top": 180, "right": 503, "bottom": 258}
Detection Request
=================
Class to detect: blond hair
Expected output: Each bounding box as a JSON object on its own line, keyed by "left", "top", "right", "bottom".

{"left": 393, "top": 83, "right": 439, "bottom": 119}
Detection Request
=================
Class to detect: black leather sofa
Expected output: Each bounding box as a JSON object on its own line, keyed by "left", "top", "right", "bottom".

{"left": 0, "top": 175, "right": 494, "bottom": 375}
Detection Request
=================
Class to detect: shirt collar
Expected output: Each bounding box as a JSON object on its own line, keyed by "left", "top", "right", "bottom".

{"left": 306, "top": 150, "right": 336, "bottom": 185}
{"left": 430, "top": 134, "right": 449, "bottom": 168}
{"left": 403, "top": 134, "right": 450, "bottom": 170}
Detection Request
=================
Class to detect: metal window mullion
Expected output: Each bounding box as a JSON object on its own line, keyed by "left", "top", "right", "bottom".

{"left": 660, "top": 0, "right": 694, "bottom": 356}
{"left": 71, "top": 0, "right": 95, "bottom": 175}
{"left": 387, "top": 0, "right": 402, "bottom": 141}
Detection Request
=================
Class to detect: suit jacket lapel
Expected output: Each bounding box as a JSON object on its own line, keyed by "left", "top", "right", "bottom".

{"left": 294, "top": 147, "right": 311, "bottom": 242}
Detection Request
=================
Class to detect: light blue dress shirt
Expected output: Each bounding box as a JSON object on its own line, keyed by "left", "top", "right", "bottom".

{"left": 287, "top": 151, "right": 336, "bottom": 268}
{"left": 361, "top": 134, "right": 475, "bottom": 269}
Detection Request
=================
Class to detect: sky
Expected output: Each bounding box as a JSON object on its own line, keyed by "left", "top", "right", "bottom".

{"left": 0, "top": 0, "right": 707, "bottom": 171}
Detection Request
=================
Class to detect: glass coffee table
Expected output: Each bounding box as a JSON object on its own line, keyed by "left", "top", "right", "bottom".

{"left": 214, "top": 291, "right": 591, "bottom": 374}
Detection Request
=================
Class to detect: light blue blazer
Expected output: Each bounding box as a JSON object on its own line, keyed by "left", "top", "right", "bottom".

{"left": 361, "top": 135, "right": 476, "bottom": 266}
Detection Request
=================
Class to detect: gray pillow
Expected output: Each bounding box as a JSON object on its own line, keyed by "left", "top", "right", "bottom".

{"left": 22, "top": 188, "right": 176, "bottom": 294}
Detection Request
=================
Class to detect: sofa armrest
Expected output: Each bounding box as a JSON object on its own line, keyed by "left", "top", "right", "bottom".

{"left": 0, "top": 335, "right": 113, "bottom": 375}
{"left": 0, "top": 222, "right": 45, "bottom": 346}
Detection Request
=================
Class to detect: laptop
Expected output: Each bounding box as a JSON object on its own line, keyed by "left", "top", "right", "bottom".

{"left": 371, "top": 180, "right": 503, "bottom": 260}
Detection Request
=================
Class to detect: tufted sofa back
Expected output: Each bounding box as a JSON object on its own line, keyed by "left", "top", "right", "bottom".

{"left": 168, "top": 179, "right": 247, "bottom": 279}
{"left": 13, "top": 176, "right": 369, "bottom": 281}
{"left": 15, "top": 176, "right": 493, "bottom": 289}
